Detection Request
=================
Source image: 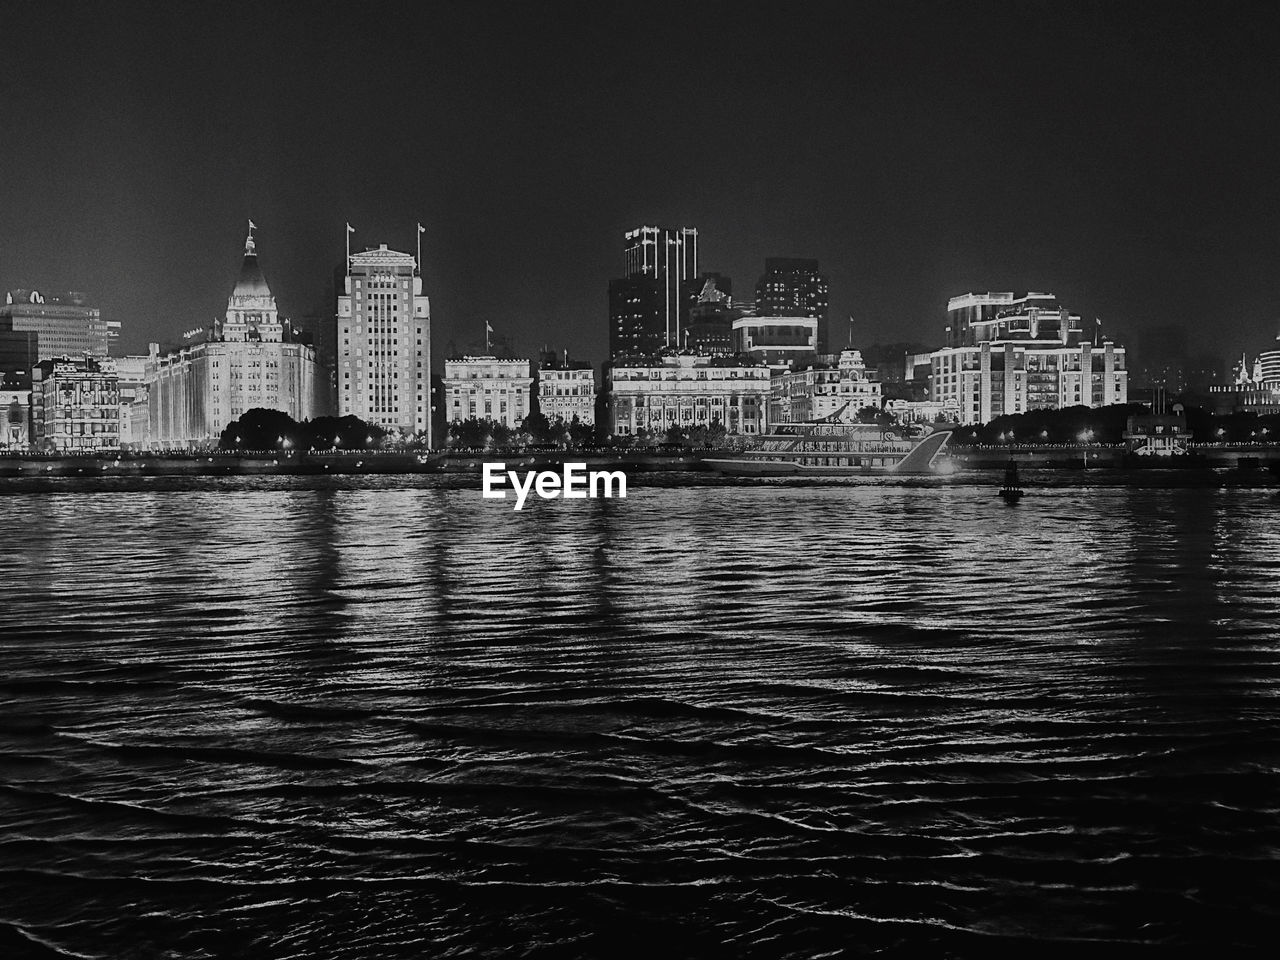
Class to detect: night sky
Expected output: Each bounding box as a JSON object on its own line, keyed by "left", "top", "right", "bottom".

{"left": 3, "top": 0, "right": 1280, "bottom": 365}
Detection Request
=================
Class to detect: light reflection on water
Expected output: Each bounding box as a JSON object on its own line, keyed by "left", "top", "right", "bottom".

{"left": 0, "top": 476, "right": 1278, "bottom": 957}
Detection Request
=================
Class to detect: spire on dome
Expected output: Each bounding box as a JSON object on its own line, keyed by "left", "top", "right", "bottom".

{"left": 230, "top": 221, "right": 272, "bottom": 300}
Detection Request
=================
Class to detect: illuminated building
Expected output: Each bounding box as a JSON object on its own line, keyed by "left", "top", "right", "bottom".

{"left": 30, "top": 356, "right": 120, "bottom": 451}
{"left": 146, "top": 226, "right": 323, "bottom": 449}
{"left": 684, "top": 274, "right": 738, "bottom": 355}
{"left": 1, "top": 388, "right": 30, "bottom": 449}
{"left": 769, "top": 350, "right": 882, "bottom": 423}
{"left": 335, "top": 241, "right": 435, "bottom": 442}
{"left": 113, "top": 356, "right": 148, "bottom": 449}
{"left": 444, "top": 356, "right": 534, "bottom": 429}
{"left": 537, "top": 351, "right": 595, "bottom": 426}
{"left": 609, "top": 225, "right": 698, "bottom": 358}
{"left": 337, "top": 243, "right": 431, "bottom": 441}
{"left": 607, "top": 354, "right": 769, "bottom": 436}
{"left": 754, "top": 258, "right": 829, "bottom": 353}
{"left": 732, "top": 315, "right": 819, "bottom": 368}
{"left": 0, "top": 289, "right": 115, "bottom": 389}
{"left": 930, "top": 292, "right": 1128, "bottom": 424}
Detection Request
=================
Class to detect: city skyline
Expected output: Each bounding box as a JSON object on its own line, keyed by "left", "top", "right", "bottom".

{"left": 4, "top": 1, "right": 1280, "bottom": 364}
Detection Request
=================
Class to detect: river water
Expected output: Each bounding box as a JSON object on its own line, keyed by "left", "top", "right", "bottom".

{"left": 1, "top": 475, "right": 1278, "bottom": 957}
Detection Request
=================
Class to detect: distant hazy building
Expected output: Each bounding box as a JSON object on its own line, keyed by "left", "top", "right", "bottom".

{"left": 1208, "top": 344, "right": 1280, "bottom": 414}
{"left": 444, "top": 355, "right": 534, "bottom": 429}
{"left": 609, "top": 225, "right": 698, "bottom": 358}
{"left": 755, "top": 258, "right": 829, "bottom": 353}
{"left": 931, "top": 292, "right": 1127, "bottom": 424}
{"left": 147, "top": 227, "right": 323, "bottom": 449}
{"left": 1260, "top": 346, "right": 1280, "bottom": 386}
{"left": 608, "top": 353, "right": 769, "bottom": 437}
{"left": 769, "top": 349, "right": 882, "bottom": 423}
{"left": 0, "top": 289, "right": 115, "bottom": 389}
{"left": 537, "top": 351, "right": 595, "bottom": 426}
{"left": 337, "top": 243, "right": 431, "bottom": 442}
{"left": 732, "top": 315, "right": 819, "bottom": 368}
{"left": 31, "top": 356, "right": 120, "bottom": 451}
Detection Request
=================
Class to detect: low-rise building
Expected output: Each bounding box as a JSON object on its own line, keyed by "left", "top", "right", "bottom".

{"left": 537, "top": 351, "right": 595, "bottom": 426}
{"left": 31, "top": 356, "right": 120, "bottom": 451}
{"left": 769, "top": 349, "right": 882, "bottom": 423}
{"left": 114, "top": 355, "right": 147, "bottom": 449}
{"left": 884, "top": 397, "right": 960, "bottom": 424}
{"left": 1, "top": 388, "right": 31, "bottom": 449}
{"left": 931, "top": 339, "right": 1127, "bottom": 424}
{"left": 929, "top": 292, "right": 1127, "bottom": 424}
{"left": 443, "top": 355, "right": 534, "bottom": 428}
{"left": 1125, "top": 409, "right": 1191, "bottom": 456}
{"left": 608, "top": 353, "right": 769, "bottom": 437}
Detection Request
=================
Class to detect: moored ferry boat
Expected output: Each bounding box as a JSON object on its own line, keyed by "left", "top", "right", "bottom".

{"left": 703, "top": 418, "right": 957, "bottom": 476}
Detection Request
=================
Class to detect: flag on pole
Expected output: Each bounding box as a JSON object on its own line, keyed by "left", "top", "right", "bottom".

{"left": 1096, "top": 317, "right": 1102, "bottom": 326}
{"left": 417, "top": 223, "right": 425, "bottom": 234}
{"left": 248, "top": 219, "right": 256, "bottom": 231}
{"left": 346, "top": 222, "right": 355, "bottom": 233}
{"left": 485, "top": 321, "right": 495, "bottom": 334}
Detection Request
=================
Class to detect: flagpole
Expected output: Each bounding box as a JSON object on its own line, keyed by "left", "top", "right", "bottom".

{"left": 346, "top": 222, "right": 353, "bottom": 277}
{"left": 416, "top": 222, "right": 423, "bottom": 275}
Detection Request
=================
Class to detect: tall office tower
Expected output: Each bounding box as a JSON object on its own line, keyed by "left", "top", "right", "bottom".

{"left": 0, "top": 289, "right": 111, "bottom": 388}
{"left": 336, "top": 243, "right": 431, "bottom": 444}
{"left": 608, "top": 225, "right": 698, "bottom": 358}
{"left": 754, "top": 258, "right": 830, "bottom": 352}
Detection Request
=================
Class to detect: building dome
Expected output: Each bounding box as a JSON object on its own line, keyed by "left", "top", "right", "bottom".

{"left": 231, "top": 227, "right": 273, "bottom": 299}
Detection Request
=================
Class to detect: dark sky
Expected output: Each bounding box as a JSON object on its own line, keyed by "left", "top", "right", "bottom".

{"left": 3, "top": 0, "right": 1280, "bottom": 365}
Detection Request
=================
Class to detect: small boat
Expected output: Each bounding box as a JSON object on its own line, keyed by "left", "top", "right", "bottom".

{"left": 998, "top": 459, "right": 1024, "bottom": 503}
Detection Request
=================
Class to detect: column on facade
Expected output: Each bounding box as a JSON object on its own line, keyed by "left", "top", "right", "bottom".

{"left": 1103, "top": 344, "right": 1116, "bottom": 406}
{"left": 979, "top": 342, "right": 992, "bottom": 424}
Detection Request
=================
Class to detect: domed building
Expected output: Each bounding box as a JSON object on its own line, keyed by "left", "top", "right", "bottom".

{"left": 143, "top": 223, "right": 326, "bottom": 449}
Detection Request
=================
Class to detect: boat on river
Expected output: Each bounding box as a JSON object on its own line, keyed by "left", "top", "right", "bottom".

{"left": 703, "top": 412, "right": 957, "bottom": 477}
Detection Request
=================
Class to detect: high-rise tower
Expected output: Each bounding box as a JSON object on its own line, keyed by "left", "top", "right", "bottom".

{"left": 336, "top": 242, "right": 431, "bottom": 443}
{"left": 754, "top": 258, "right": 830, "bottom": 353}
{"left": 608, "top": 225, "right": 698, "bottom": 359}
